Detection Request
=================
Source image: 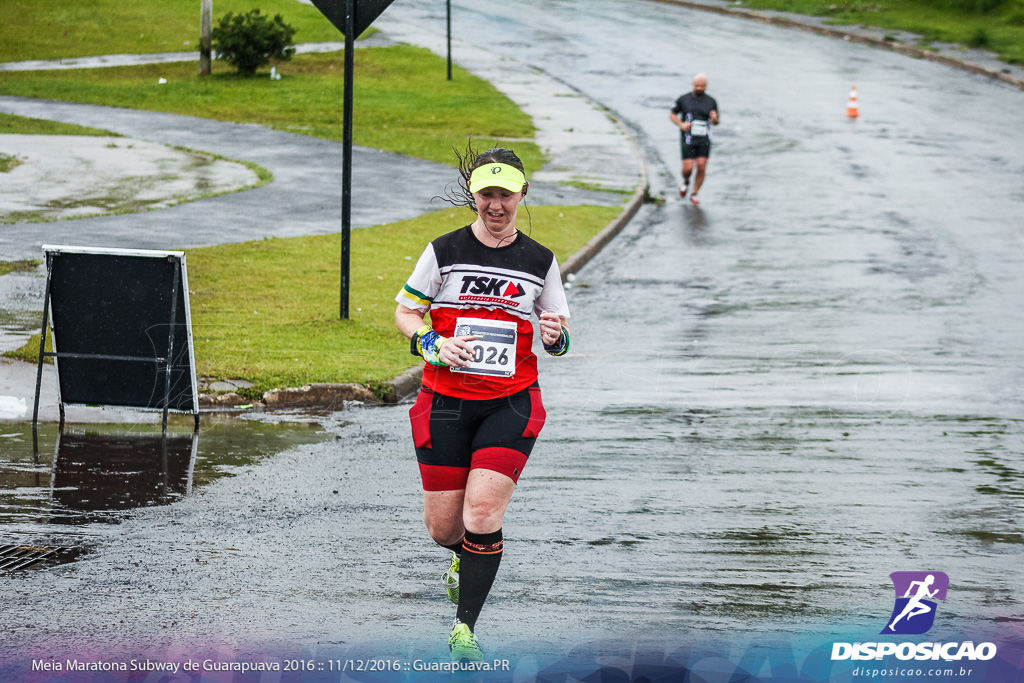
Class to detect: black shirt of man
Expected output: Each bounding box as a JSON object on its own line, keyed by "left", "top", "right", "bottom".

{"left": 672, "top": 92, "right": 719, "bottom": 145}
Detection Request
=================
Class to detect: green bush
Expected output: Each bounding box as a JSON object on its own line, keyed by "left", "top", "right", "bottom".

{"left": 968, "top": 26, "right": 991, "bottom": 46}
{"left": 212, "top": 9, "right": 297, "bottom": 77}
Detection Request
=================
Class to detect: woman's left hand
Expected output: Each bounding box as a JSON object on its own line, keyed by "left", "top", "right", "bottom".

{"left": 538, "top": 311, "right": 563, "bottom": 346}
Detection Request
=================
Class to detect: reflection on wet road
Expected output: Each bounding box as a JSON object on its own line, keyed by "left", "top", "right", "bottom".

{"left": 0, "top": 418, "right": 329, "bottom": 550}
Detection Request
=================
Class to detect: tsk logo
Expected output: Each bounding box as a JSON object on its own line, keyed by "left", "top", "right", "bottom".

{"left": 460, "top": 276, "right": 526, "bottom": 299}
{"left": 882, "top": 571, "right": 949, "bottom": 635}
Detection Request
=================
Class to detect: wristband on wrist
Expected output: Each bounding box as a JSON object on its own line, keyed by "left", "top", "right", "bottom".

{"left": 411, "top": 324, "right": 449, "bottom": 366}
{"left": 543, "top": 325, "right": 570, "bottom": 356}
{"left": 410, "top": 324, "right": 431, "bottom": 357}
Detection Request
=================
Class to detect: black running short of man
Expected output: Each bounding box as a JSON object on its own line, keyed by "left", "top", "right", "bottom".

{"left": 681, "top": 139, "right": 712, "bottom": 160}
{"left": 409, "top": 384, "right": 546, "bottom": 491}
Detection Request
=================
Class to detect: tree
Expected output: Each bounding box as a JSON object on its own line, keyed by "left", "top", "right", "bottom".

{"left": 212, "top": 10, "right": 297, "bottom": 77}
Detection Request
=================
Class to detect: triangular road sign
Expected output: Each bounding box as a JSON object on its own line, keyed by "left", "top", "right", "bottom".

{"left": 309, "top": 0, "right": 397, "bottom": 38}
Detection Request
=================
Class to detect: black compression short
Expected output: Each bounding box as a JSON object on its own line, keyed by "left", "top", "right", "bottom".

{"left": 682, "top": 139, "right": 712, "bottom": 160}
{"left": 409, "top": 384, "right": 546, "bottom": 491}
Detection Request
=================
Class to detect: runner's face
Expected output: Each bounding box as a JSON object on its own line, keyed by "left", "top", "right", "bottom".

{"left": 474, "top": 186, "right": 523, "bottom": 234}
{"left": 693, "top": 78, "right": 707, "bottom": 95}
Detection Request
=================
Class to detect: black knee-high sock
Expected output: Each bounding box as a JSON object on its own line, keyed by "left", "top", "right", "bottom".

{"left": 456, "top": 529, "right": 503, "bottom": 631}
{"left": 439, "top": 538, "right": 464, "bottom": 556}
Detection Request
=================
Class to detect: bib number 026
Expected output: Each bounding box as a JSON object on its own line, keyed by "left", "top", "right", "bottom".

{"left": 472, "top": 344, "right": 510, "bottom": 366}
{"left": 450, "top": 317, "right": 518, "bottom": 378}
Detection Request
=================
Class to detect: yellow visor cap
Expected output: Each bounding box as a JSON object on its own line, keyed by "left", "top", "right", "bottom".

{"left": 469, "top": 163, "right": 527, "bottom": 193}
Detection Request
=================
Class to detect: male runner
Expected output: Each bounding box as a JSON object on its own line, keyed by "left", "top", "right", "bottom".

{"left": 670, "top": 73, "right": 720, "bottom": 206}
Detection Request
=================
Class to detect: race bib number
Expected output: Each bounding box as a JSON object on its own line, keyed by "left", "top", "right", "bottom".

{"left": 689, "top": 119, "right": 709, "bottom": 137}
{"left": 449, "top": 317, "right": 517, "bottom": 378}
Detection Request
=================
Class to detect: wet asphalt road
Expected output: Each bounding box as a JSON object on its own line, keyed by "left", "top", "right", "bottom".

{"left": 3, "top": 0, "right": 1024, "bottom": 670}
{"left": 425, "top": 0, "right": 1024, "bottom": 626}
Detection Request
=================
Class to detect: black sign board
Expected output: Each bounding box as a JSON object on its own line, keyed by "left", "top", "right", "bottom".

{"left": 309, "top": 0, "right": 396, "bottom": 37}
{"left": 33, "top": 246, "right": 198, "bottom": 430}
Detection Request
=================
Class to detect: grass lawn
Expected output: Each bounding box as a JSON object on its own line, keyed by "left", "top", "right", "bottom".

{"left": 0, "top": 154, "right": 23, "bottom": 174}
{"left": 0, "top": 47, "right": 544, "bottom": 170}
{"left": 732, "top": 0, "right": 1024, "bottom": 65}
{"left": 0, "top": 112, "right": 118, "bottom": 136}
{"left": 181, "top": 205, "right": 619, "bottom": 396}
{"left": 4, "top": 206, "right": 622, "bottom": 389}
{"left": 0, "top": 260, "right": 41, "bottom": 276}
{"left": 0, "top": 0, "right": 345, "bottom": 63}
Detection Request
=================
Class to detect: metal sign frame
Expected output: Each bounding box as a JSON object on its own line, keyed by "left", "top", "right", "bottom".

{"left": 32, "top": 245, "right": 200, "bottom": 433}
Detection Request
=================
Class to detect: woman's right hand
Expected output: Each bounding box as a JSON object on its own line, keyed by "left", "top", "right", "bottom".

{"left": 441, "top": 335, "right": 478, "bottom": 367}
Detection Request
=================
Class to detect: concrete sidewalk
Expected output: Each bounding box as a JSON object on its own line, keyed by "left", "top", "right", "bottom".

{"left": 0, "top": 39, "right": 389, "bottom": 72}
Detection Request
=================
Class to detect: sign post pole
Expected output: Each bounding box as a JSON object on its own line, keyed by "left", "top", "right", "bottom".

{"left": 308, "top": 0, "right": 398, "bottom": 320}
{"left": 340, "top": 0, "right": 355, "bottom": 319}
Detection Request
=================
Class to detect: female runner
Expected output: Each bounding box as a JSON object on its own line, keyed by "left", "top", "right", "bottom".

{"left": 395, "top": 146, "right": 571, "bottom": 661}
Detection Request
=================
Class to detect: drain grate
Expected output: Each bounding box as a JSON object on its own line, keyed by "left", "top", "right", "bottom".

{"left": 0, "top": 544, "right": 66, "bottom": 571}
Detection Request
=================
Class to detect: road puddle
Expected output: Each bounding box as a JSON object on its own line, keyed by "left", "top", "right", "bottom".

{"left": 0, "top": 416, "right": 331, "bottom": 566}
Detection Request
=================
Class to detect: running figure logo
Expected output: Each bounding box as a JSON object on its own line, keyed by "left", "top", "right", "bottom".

{"left": 881, "top": 571, "right": 949, "bottom": 635}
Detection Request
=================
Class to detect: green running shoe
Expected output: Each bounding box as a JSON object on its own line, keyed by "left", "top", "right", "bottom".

{"left": 442, "top": 551, "right": 460, "bottom": 604}
{"left": 448, "top": 621, "right": 483, "bottom": 662}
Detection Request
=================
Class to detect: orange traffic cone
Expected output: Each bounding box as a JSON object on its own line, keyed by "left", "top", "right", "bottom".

{"left": 846, "top": 86, "right": 859, "bottom": 118}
